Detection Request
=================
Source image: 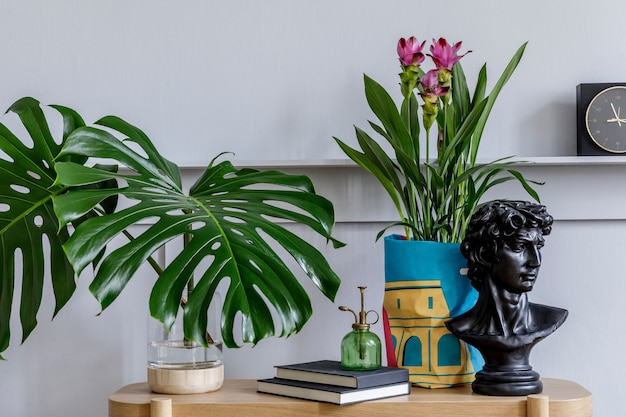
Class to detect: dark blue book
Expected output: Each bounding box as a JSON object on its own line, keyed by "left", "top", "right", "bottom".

{"left": 257, "top": 377, "right": 411, "bottom": 405}
{"left": 274, "top": 360, "right": 408, "bottom": 388}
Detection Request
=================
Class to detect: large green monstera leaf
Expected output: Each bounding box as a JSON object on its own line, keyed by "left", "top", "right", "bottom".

{"left": 0, "top": 98, "right": 103, "bottom": 359}
{"left": 53, "top": 116, "right": 343, "bottom": 348}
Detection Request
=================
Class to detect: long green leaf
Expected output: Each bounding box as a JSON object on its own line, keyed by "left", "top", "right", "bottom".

{"left": 364, "top": 75, "right": 414, "bottom": 157}
{"left": 471, "top": 65, "right": 488, "bottom": 108}
{"left": 470, "top": 42, "right": 528, "bottom": 163}
{"left": 354, "top": 127, "right": 403, "bottom": 194}
{"left": 334, "top": 135, "right": 405, "bottom": 221}
{"left": 452, "top": 63, "right": 471, "bottom": 126}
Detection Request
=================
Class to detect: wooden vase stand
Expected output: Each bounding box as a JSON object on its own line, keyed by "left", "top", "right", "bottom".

{"left": 147, "top": 364, "right": 224, "bottom": 395}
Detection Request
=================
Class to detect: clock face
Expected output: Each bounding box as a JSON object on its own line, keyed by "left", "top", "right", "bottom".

{"left": 585, "top": 86, "right": 626, "bottom": 153}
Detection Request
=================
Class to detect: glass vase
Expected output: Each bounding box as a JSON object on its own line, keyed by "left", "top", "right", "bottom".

{"left": 147, "top": 313, "right": 223, "bottom": 394}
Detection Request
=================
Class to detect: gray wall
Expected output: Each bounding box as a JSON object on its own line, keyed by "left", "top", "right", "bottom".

{"left": 0, "top": 1, "right": 622, "bottom": 416}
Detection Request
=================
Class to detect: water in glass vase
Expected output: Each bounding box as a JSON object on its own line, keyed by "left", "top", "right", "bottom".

{"left": 148, "top": 340, "right": 223, "bottom": 370}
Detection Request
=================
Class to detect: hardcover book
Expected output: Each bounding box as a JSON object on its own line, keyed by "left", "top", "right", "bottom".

{"left": 275, "top": 360, "right": 409, "bottom": 388}
{"left": 257, "top": 378, "right": 411, "bottom": 405}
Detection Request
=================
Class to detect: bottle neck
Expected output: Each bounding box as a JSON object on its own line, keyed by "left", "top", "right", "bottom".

{"left": 352, "top": 327, "right": 370, "bottom": 332}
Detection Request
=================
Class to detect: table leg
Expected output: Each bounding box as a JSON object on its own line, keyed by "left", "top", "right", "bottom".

{"left": 528, "top": 394, "right": 550, "bottom": 417}
{"left": 150, "top": 397, "right": 172, "bottom": 417}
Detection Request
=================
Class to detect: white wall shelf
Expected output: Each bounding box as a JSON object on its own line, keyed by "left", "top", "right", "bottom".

{"left": 225, "top": 156, "right": 626, "bottom": 170}
{"left": 170, "top": 157, "right": 626, "bottom": 223}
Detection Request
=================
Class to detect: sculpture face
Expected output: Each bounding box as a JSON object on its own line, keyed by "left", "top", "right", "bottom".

{"left": 491, "top": 228, "right": 543, "bottom": 294}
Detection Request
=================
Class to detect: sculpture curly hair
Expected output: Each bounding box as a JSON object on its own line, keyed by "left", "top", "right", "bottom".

{"left": 460, "top": 200, "right": 553, "bottom": 289}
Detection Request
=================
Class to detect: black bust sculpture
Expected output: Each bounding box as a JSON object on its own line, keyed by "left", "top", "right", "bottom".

{"left": 446, "top": 200, "right": 568, "bottom": 396}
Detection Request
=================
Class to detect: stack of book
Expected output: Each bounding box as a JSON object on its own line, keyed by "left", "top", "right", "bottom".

{"left": 257, "top": 360, "right": 410, "bottom": 405}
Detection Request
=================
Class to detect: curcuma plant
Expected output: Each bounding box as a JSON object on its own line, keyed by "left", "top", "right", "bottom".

{"left": 335, "top": 38, "right": 542, "bottom": 243}
{"left": 0, "top": 97, "right": 343, "bottom": 359}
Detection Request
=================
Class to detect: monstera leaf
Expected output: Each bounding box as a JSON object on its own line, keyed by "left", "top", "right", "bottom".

{"left": 0, "top": 98, "right": 114, "bottom": 359}
{"left": 53, "top": 115, "right": 343, "bottom": 348}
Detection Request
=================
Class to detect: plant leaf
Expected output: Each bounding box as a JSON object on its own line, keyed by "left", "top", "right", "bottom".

{"left": 334, "top": 134, "right": 406, "bottom": 222}
{"left": 54, "top": 122, "right": 343, "bottom": 348}
{"left": 364, "top": 74, "right": 414, "bottom": 158}
{"left": 470, "top": 42, "right": 528, "bottom": 163}
{"left": 0, "top": 98, "right": 79, "bottom": 359}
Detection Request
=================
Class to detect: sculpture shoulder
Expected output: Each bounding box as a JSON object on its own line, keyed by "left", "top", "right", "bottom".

{"left": 445, "top": 303, "right": 568, "bottom": 337}
{"left": 445, "top": 310, "right": 481, "bottom": 335}
{"left": 529, "top": 303, "right": 568, "bottom": 329}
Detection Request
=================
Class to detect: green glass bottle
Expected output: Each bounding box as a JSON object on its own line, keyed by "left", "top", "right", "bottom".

{"left": 338, "top": 286, "right": 382, "bottom": 371}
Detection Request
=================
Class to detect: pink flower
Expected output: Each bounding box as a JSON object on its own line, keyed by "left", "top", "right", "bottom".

{"left": 429, "top": 38, "right": 470, "bottom": 70}
{"left": 420, "top": 69, "right": 449, "bottom": 98}
{"left": 397, "top": 37, "right": 426, "bottom": 67}
{"left": 420, "top": 69, "right": 448, "bottom": 130}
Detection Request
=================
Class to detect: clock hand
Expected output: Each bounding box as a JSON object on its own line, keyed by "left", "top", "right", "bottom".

{"left": 607, "top": 118, "right": 626, "bottom": 126}
{"left": 611, "top": 108, "right": 626, "bottom": 124}
{"left": 606, "top": 117, "right": 626, "bottom": 126}
{"left": 617, "top": 107, "right": 626, "bottom": 124}
{"left": 611, "top": 103, "right": 622, "bottom": 126}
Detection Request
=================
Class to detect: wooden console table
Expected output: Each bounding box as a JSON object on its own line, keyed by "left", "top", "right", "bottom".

{"left": 109, "top": 378, "right": 592, "bottom": 417}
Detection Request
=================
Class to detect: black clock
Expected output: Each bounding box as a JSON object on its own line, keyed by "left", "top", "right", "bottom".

{"left": 577, "top": 83, "right": 626, "bottom": 155}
